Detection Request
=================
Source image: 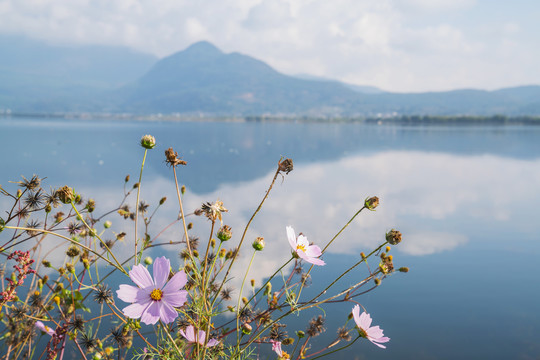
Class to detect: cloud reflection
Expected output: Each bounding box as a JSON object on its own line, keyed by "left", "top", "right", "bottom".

{"left": 3, "top": 150, "right": 538, "bottom": 291}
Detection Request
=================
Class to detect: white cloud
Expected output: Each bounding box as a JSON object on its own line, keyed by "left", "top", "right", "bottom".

{"left": 1, "top": 0, "right": 539, "bottom": 91}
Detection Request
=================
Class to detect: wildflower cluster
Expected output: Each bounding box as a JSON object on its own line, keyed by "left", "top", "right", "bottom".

{"left": 0, "top": 135, "right": 409, "bottom": 359}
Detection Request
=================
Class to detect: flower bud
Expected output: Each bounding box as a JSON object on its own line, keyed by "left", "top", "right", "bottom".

{"left": 242, "top": 297, "right": 249, "bottom": 305}
{"left": 217, "top": 225, "right": 232, "bottom": 242}
{"left": 385, "top": 246, "right": 391, "bottom": 253}
{"left": 83, "top": 259, "right": 90, "bottom": 269}
{"left": 219, "top": 248, "right": 227, "bottom": 258}
{"left": 45, "top": 204, "right": 52, "bottom": 213}
{"left": 283, "top": 338, "right": 295, "bottom": 346}
{"left": 264, "top": 282, "right": 272, "bottom": 296}
{"left": 252, "top": 237, "right": 265, "bottom": 251}
{"left": 241, "top": 323, "right": 252, "bottom": 335}
{"left": 159, "top": 197, "right": 167, "bottom": 205}
{"left": 374, "top": 278, "right": 381, "bottom": 286}
{"left": 181, "top": 185, "right": 186, "bottom": 195}
{"left": 125, "top": 175, "right": 130, "bottom": 183}
{"left": 399, "top": 267, "right": 409, "bottom": 273}
{"left": 140, "top": 135, "right": 156, "bottom": 149}
{"left": 42, "top": 260, "right": 51, "bottom": 268}
{"left": 0, "top": 217, "right": 4, "bottom": 233}
{"left": 187, "top": 222, "right": 193, "bottom": 230}
{"left": 104, "top": 220, "right": 112, "bottom": 229}
{"left": 250, "top": 279, "right": 255, "bottom": 287}
{"left": 211, "top": 238, "right": 216, "bottom": 248}
{"left": 364, "top": 196, "right": 379, "bottom": 211}
{"left": 297, "top": 330, "right": 305, "bottom": 338}
{"left": 144, "top": 257, "right": 153, "bottom": 265}
{"left": 386, "top": 229, "right": 402, "bottom": 245}
{"left": 57, "top": 186, "right": 74, "bottom": 204}
{"left": 65, "top": 263, "right": 75, "bottom": 273}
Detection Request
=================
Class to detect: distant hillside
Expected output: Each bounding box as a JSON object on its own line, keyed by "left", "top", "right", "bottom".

{"left": 115, "top": 41, "right": 359, "bottom": 115}
{"left": 1, "top": 36, "right": 540, "bottom": 116}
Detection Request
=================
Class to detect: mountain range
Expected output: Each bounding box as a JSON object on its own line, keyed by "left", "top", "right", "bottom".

{"left": 1, "top": 34, "right": 540, "bottom": 117}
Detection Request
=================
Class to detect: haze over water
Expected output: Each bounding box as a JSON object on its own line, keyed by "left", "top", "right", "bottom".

{"left": 1, "top": 117, "right": 539, "bottom": 359}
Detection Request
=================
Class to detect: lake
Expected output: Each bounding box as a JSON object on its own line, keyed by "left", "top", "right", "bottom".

{"left": 1, "top": 117, "right": 539, "bottom": 359}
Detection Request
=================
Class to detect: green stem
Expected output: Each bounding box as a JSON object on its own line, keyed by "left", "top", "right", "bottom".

{"left": 134, "top": 148, "right": 148, "bottom": 265}
{"left": 236, "top": 250, "right": 257, "bottom": 346}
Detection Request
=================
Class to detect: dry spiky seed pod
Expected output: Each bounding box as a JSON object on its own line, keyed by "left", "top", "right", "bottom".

{"left": 165, "top": 147, "right": 187, "bottom": 167}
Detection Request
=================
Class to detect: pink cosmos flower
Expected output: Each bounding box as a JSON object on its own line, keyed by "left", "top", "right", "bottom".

{"left": 116, "top": 256, "right": 188, "bottom": 325}
{"left": 352, "top": 305, "right": 390, "bottom": 349}
{"left": 286, "top": 226, "right": 325, "bottom": 266}
{"left": 271, "top": 340, "right": 283, "bottom": 356}
{"left": 180, "top": 325, "right": 219, "bottom": 347}
{"left": 35, "top": 321, "right": 55, "bottom": 336}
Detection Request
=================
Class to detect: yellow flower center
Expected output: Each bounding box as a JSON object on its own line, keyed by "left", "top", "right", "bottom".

{"left": 280, "top": 351, "right": 291, "bottom": 359}
{"left": 150, "top": 288, "right": 163, "bottom": 301}
{"left": 296, "top": 244, "right": 306, "bottom": 253}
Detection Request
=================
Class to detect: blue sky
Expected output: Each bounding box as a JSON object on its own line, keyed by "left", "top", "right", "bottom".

{"left": 0, "top": 0, "right": 538, "bottom": 92}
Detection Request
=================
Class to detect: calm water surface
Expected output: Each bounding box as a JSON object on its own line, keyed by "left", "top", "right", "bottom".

{"left": 1, "top": 117, "right": 539, "bottom": 359}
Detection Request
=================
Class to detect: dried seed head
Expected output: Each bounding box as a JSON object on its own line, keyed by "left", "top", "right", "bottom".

{"left": 365, "top": 196, "right": 379, "bottom": 211}
{"left": 278, "top": 158, "right": 294, "bottom": 174}
{"left": 94, "top": 285, "right": 113, "bottom": 304}
{"left": 140, "top": 135, "right": 156, "bottom": 149}
{"left": 66, "top": 245, "right": 80, "bottom": 258}
{"left": 337, "top": 326, "right": 352, "bottom": 341}
{"left": 220, "top": 287, "right": 233, "bottom": 301}
{"left": 386, "top": 229, "right": 402, "bottom": 245}
{"left": 56, "top": 186, "right": 74, "bottom": 204}
{"left": 17, "top": 174, "right": 42, "bottom": 191}
{"left": 306, "top": 315, "right": 326, "bottom": 337}
{"left": 164, "top": 147, "right": 187, "bottom": 166}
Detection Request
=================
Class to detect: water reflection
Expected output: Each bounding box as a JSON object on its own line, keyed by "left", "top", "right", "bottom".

{"left": 45, "top": 149, "right": 537, "bottom": 292}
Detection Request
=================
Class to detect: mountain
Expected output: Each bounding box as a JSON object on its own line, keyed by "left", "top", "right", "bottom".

{"left": 115, "top": 41, "right": 360, "bottom": 115}
{"left": 113, "top": 42, "right": 540, "bottom": 116}
{"left": 1, "top": 36, "right": 540, "bottom": 116}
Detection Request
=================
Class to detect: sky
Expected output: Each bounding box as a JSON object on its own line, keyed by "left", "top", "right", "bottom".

{"left": 0, "top": 0, "right": 538, "bottom": 92}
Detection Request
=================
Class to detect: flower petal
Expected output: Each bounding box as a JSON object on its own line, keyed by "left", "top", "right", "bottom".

{"left": 163, "top": 290, "right": 188, "bottom": 307}
{"left": 140, "top": 301, "right": 160, "bottom": 325}
{"left": 367, "top": 325, "right": 384, "bottom": 339}
{"left": 153, "top": 256, "right": 170, "bottom": 289}
{"left": 180, "top": 328, "right": 193, "bottom": 342}
{"left": 360, "top": 312, "right": 372, "bottom": 329}
{"left": 304, "top": 244, "right": 322, "bottom": 258}
{"left": 163, "top": 271, "right": 187, "bottom": 294}
{"left": 352, "top": 305, "right": 362, "bottom": 329}
{"left": 296, "top": 235, "right": 309, "bottom": 248}
{"left": 368, "top": 338, "right": 390, "bottom": 349}
{"left": 159, "top": 301, "right": 179, "bottom": 324}
{"left": 297, "top": 249, "right": 325, "bottom": 266}
{"left": 197, "top": 330, "right": 207, "bottom": 345}
{"left": 129, "top": 264, "right": 154, "bottom": 289}
{"left": 122, "top": 300, "right": 151, "bottom": 320}
{"left": 286, "top": 226, "right": 297, "bottom": 250}
{"left": 206, "top": 338, "right": 219, "bottom": 347}
{"left": 116, "top": 284, "right": 142, "bottom": 303}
